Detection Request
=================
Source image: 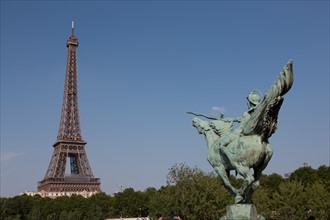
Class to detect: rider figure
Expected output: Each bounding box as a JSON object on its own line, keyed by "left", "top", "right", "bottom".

{"left": 218, "top": 91, "right": 261, "bottom": 149}
{"left": 187, "top": 91, "right": 262, "bottom": 149}
{"left": 223, "top": 91, "right": 261, "bottom": 134}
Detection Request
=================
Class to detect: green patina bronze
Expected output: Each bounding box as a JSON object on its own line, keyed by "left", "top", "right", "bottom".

{"left": 188, "top": 61, "right": 294, "bottom": 218}
{"left": 220, "top": 204, "right": 265, "bottom": 220}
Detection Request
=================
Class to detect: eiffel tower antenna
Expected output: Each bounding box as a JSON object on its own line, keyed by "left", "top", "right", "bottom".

{"left": 38, "top": 21, "right": 101, "bottom": 197}
{"left": 71, "top": 18, "right": 74, "bottom": 36}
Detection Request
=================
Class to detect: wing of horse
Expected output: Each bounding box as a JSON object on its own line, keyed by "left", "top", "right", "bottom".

{"left": 242, "top": 60, "right": 294, "bottom": 142}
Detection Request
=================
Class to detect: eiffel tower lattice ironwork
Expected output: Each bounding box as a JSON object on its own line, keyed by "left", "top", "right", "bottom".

{"left": 38, "top": 21, "right": 101, "bottom": 194}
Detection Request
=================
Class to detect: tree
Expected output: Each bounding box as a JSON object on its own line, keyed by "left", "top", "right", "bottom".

{"left": 112, "top": 188, "right": 148, "bottom": 218}
{"left": 3, "top": 215, "right": 21, "bottom": 220}
{"left": 1, "top": 164, "right": 329, "bottom": 220}
{"left": 304, "top": 181, "right": 330, "bottom": 219}
{"left": 1, "top": 197, "right": 19, "bottom": 219}
{"left": 148, "top": 185, "right": 176, "bottom": 219}
{"left": 88, "top": 193, "right": 113, "bottom": 219}
{"left": 192, "top": 173, "right": 232, "bottom": 219}
{"left": 67, "top": 211, "right": 83, "bottom": 220}
{"left": 165, "top": 163, "right": 232, "bottom": 220}
{"left": 316, "top": 165, "right": 330, "bottom": 191}
{"left": 260, "top": 173, "right": 284, "bottom": 194}
{"left": 83, "top": 204, "right": 103, "bottom": 220}
{"left": 45, "top": 213, "right": 57, "bottom": 220}
{"left": 166, "top": 163, "right": 207, "bottom": 219}
{"left": 252, "top": 187, "right": 276, "bottom": 219}
{"left": 27, "top": 206, "right": 42, "bottom": 220}
{"left": 59, "top": 210, "right": 69, "bottom": 220}
{"left": 289, "top": 166, "right": 318, "bottom": 185}
{"left": 273, "top": 180, "right": 307, "bottom": 220}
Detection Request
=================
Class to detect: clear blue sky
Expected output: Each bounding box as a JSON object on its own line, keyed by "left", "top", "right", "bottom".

{"left": 1, "top": 1, "right": 329, "bottom": 197}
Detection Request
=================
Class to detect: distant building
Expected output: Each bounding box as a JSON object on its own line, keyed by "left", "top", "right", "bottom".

{"left": 284, "top": 172, "right": 292, "bottom": 178}
{"left": 303, "top": 162, "right": 310, "bottom": 167}
{"left": 284, "top": 162, "right": 311, "bottom": 178}
{"left": 21, "top": 190, "right": 98, "bottom": 198}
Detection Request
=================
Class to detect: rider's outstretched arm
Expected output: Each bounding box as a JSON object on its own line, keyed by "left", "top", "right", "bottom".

{"left": 223, "top": 116, "right": 242, "bottom": 123}
{"left": 187, "top": 111, "right": 219, "bottom": 120}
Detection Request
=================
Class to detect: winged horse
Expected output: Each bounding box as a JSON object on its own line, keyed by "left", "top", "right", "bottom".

{"left": 188, "top": 61, "right": 294, "bottom": 204}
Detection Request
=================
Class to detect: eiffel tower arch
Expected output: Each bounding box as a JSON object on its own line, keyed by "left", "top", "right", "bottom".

{"left": 37, "top": 21, "right": 101, "bottom": 196}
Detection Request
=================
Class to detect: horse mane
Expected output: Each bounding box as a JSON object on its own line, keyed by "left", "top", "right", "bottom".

{"left": 210, "top": 120, "right": 233, "bottom": 136}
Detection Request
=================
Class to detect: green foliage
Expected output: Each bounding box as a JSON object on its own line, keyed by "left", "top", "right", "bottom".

{"left": 112, "top": 188, "right": 149, "bottom": 218}
{"left": 89, "top": 193, "right": 114, "bottom": 218}
{"left": 304, "top": 181, "right": 330, "bottom": 219}
{"left": 1, "top": 165, "right": 329, "bottom": 220}
{"left": 316, "top": 165, "right": 330, "bottom": 191}
{"left": 260, "top": 173, "right": 284, "bottom": 194}
{"left": 163, "top": 163, "right": 232, "bottom": 220}
{"left": 289, "top": 166, "right": 318, "bottom": 185}
{"left": 270, "top": 180, "right": 330, "bottom": 220}
{"left": 192, "top": 173, "right": 232, "bottom": 219}
{"left": 252, "top": 187, "right": 275, "bottom": 219}
{"left": 148, "top": 184, "right": 186, "bottom": 219}
{"left": 273, "top": 180, "right": 307, "bottom": 219}
{"left": 83, "top": 203, "right": 103, "bottom": 220}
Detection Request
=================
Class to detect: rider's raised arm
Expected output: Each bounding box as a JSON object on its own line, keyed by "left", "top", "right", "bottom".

{"left": 187, "top": 111, "right": 219, "bottom": 120}
{"left": 223, "top": 116, "right": 242, "bottom": 123}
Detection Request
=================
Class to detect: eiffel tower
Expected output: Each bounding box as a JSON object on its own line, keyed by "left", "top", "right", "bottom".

{"left": 37, "top": 21, "right": 101, "bottom": 196}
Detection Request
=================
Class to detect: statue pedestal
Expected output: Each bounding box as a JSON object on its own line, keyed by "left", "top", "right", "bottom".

{"left": 220, "top": 204, "right": 265, "bottom": 220}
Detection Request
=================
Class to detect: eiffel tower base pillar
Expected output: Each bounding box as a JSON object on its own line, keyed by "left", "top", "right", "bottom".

{"left": 38, "top": 177, "right": 101, "bottom": 194}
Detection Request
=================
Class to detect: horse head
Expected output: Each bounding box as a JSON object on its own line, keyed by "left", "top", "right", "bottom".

{"left": 192, "top": 117, "right": 211, "bottom": 134}
{"left": 192, "top": 117, "right": 221, "bottom": 148}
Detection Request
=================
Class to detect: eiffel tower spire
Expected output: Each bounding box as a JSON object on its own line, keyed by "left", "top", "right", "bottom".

{"left": 38, "top": 21, "right": 101, "bottom": 197}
